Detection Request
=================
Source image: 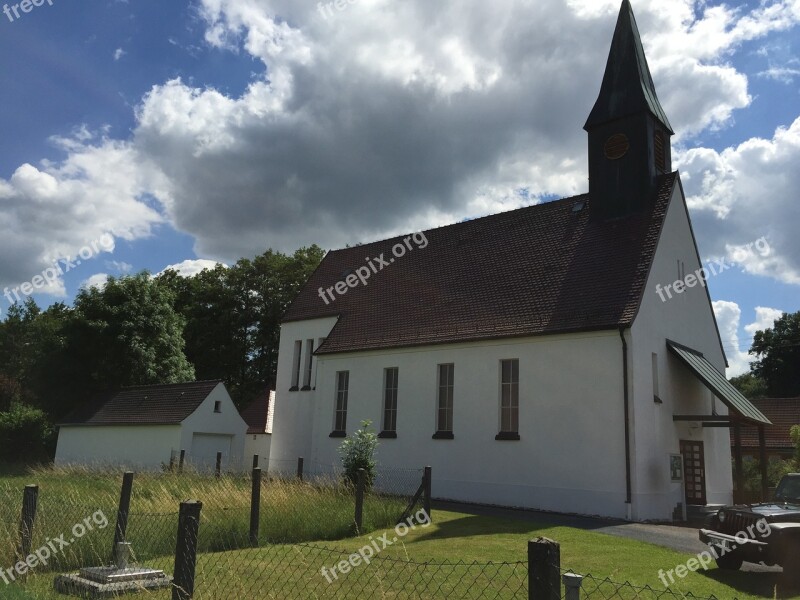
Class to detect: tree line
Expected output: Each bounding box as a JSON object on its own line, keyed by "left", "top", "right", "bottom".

{"left": 0, "top": 246, "right": 324, "bottom": 462}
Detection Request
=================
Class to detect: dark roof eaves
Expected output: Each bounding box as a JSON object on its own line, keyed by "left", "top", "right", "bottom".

{"left": 315, "top": 322, "right": 630, "bottom": 356}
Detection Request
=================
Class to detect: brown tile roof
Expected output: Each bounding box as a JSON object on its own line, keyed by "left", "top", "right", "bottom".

{"left": 736, "top": 398, "right": 800, "bottom": 449}
{"left": 240, "top": 390, "right": 274, "bottom": 435}
{"left": 59, "top": 380, "right": 223, "bottom": 426}
{"left": 283, "top": 173, "right": 678, "bottom": 354}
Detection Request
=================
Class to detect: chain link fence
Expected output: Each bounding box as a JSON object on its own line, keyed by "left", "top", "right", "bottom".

{"left": 185, "top": 519, "right": 529, "bottom": 600}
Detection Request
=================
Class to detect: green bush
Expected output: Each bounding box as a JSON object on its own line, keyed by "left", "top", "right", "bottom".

{"left": 339, "top": 420, "right": 378, "bottom": 488}
{"left": 0, "top": 403, "right": 54, "bottom": 463}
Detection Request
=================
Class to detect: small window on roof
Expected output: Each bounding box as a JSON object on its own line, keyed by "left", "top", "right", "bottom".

{"left": 214, "top": 401, "right": 222, "bottom": 413}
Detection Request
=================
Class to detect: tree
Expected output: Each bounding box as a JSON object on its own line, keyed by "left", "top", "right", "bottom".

{"left": 750, "top": 311, "right": 800, "bottom": 397}
{"left": 158, "top": 245, "right": 324, "bottom": 407}
{"left": 0, "top": 403, "right": 55, "bottom": 462}
{"left": 729, "top": 373, "right": 768, "bottom": 400}
{"left": 56, "top": 273, "right": 194, "bottom": 412}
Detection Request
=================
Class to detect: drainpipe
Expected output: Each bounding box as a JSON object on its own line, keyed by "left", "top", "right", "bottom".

{"left": 619, "top": 327, "right": 632, "bottom": 517}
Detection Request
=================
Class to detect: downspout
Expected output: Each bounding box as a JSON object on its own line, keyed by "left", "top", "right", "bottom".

{"left": 619, "top": 327, "right": 632, "bottom": 517}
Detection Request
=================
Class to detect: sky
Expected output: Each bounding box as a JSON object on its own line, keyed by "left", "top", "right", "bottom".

{"left": 0, "top": 0, "right": 798, "bottom": 377}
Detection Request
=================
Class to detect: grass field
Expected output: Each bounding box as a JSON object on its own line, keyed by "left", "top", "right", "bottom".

{"left": 2, "top": 468, "right": 798, "bottom": 599}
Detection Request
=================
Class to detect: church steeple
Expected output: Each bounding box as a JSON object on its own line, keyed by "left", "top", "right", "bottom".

{"left": 585, "top": 0, "right": 673, "bottom": 221}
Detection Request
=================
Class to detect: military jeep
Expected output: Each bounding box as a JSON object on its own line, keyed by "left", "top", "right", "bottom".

{"left": 700, "top": 473, "right": 800, "bottom": 572}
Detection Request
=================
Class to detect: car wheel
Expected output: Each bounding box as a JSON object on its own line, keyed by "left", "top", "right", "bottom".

{"left": 713, "top": 546, "right": 743, "bottom": 571}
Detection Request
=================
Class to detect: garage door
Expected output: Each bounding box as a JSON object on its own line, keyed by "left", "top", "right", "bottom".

{"left": 190, "top": 433, "right": 233, "bottom": 470}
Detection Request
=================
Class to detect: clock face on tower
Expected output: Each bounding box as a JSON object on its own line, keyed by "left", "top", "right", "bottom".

{"left": 604, "top": 133, "right": 629, "bottom": 160}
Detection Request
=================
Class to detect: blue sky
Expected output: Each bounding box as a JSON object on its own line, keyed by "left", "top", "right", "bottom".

{"left": 0, "top": 0, "right": 798, "bottom": 375}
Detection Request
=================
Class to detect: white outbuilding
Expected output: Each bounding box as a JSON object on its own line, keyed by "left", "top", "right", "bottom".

{"left": 55, "top": 380, "right": 247, "bottom": 470}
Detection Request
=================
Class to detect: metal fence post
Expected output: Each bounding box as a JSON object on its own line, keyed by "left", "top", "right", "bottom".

{"left": 16, "top": 485, "right": 38, "bottom": 563}
{"left": 173, "top": 500, "right": 203, "bottom": 600}
{"left": 215, "top": 452, "right": 222, "bottom": 478}
{"left": 250, "top": 467, "right": 261, "bottom": 547}
{"left": 423, "top": 466, "right": 432, "bottom": 520}
{"left": 354, "top": 468, "right": 365, "bottom": 534}
{"left": 563, "top": 573, "right": 583, "bottom": 600}
{"left": 112, "top": 472, "right": 134, "bottom": 561}
{"left": 297, "top": 457, "right": 304, "bottom": 481}
{"left": 528, "top": 538, "right": 560, "bottom": 600}
{"left": 178, "top": 450, "right": 186, "bottom": 474}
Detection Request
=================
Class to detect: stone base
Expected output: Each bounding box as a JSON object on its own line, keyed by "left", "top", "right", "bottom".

{"left": 54, "top": 567, "right": 172, "bottom": 598}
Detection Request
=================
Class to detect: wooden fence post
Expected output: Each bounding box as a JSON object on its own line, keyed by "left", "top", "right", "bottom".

{"left": 250, "top": 467, "right": 261, "bottom": 547}
{"left": 112, "top": 472, "right": 134, "bottom": 561}
{"left": 563, "top": 573, "right": 583, "bottom": 600}
{"left": 354, "top": 468, "right": 365, "bottom": 534}
{"left": 297, "top": 457, "right": 304, "bottom": 481}
{"left": 215, "top": 452, "right": 222, "bottom": 478}
{"left": 173, "top": 500, "right": 202, "bottom": 600}
{"left": 178, "top": 450, "right": 186, "bottom": 474}
{"left": 17, "top": 485, "right": 38, "bottom": 563}
{"left": 423, "top": 466, "right": 432, "bottom": 520}
{"left": 528, "top": 538, "right": 560, "bottom": 600}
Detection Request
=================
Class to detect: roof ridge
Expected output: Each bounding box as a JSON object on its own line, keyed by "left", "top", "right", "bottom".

{"left": 325, "top": 193, "right": 590, "bottom": 255}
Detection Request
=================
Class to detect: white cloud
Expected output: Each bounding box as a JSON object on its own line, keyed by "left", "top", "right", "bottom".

{"left": 676, "top": 116, "right": 800, "bottom": 284}
{"left": 713, "top": 301, "right": 786, "bottom": 377}
{"left": 114, "top": 48, "right": 126, "bottom": 61}
{"left": 81, "top": 273, "right": 110, "bottom": 290}
{"left": 0, "top": 128, "right": 168, "bottom": 295}
{"left": 159, "top": 259, "right": 226, "bottom": 278}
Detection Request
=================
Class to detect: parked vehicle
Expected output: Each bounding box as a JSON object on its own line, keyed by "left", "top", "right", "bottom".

{"left": 700, "top": 473, "right": 800, "bottom": 572}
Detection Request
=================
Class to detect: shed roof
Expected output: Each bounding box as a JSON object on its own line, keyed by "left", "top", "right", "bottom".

{"left": 59, "top": 380, "right": 223, "bottom": 426}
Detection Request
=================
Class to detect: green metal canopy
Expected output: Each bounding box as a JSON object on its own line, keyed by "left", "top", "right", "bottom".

{"left": 667, "top": 340, "right": 771, "bottom": 426}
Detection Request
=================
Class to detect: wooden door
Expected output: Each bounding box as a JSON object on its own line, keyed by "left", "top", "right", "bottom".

{"left": 681, "top": 440, "right": 707, "bottom": 506}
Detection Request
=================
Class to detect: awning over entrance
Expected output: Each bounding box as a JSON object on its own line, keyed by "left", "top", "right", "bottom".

{"left": 667, "top": 340, "right": 771, "bottom": 426}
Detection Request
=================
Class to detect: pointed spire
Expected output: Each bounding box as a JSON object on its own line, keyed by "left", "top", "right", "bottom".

{"left": 584, "top": 0, "right": 673, "bottom": 133}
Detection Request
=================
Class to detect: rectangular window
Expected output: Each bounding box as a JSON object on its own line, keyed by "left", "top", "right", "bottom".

{"left": 652, "top": 353, "right": 662, "bottom": 403}
{"left": 498, "top": 359, "right": 519, "bottom": 439}
{"left": 213, "top": 401, "right": 221, "bottom": 413}
{"left": 332, "top": 371, "right": 349, "bottom": 435}
{"left": 435, "top": 364, "right": 454, "bottom": 437}
{"left": 302, "top": 338, "right": 314, "bottom": 389}
{"left": 380, "top": 368, "right": 399, "bottom": 437}
{"left": 290, "top": 340, "right": 302, "bottom": 390}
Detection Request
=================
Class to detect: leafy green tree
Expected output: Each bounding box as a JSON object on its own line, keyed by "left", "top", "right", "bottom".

{"left": 0, "top": 403, "right": 55, "bottom": 462}
{"left": 59, "top": 274, "right": 194, "bottom": 407}
{"left": 750, "top": 311, "right": 800, "bottom": 397}
{"left": 339, "top": 420, "right": 379, "bottom": 488}
{"left": 158, "top": 245, "right": 324, "bottom": 407}
{"left": 729, "top": 373, "right": 768, "bottom": 400}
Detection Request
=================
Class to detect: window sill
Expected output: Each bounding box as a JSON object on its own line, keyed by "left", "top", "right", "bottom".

{"left": 329, "top": 431, "right": 346, "bottom": 438}
{"left": 495, "top": 432, "right": 520, "bottom": 441}
{"left": 432, "top": 431, "right": 454, "bottom": 440}
{"left": 289, "top": 386, "right": 299, "bottom": 392}
{"left": 377, "top": 431, "right": 397, "bottom": 439}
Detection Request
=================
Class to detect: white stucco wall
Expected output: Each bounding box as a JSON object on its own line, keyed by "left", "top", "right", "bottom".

{"left": 181, "top": 382, "right": 248, "bottom": 470}
{"left": 630, "top": 178, "right": 733, "bottom": 520}
{"left": 269, "top": 317, "right": 338, "bottom": 474}
{"left": 54, "top": 425, "right": 182, "bottom": 469}
{"left": 244, "top": 434, "right": 272, "bottom": 469}
{"left": 290, "top": 331, "right": 630, "bottom": 519}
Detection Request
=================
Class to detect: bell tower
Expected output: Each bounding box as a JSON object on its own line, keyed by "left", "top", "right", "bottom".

{"left": 584, "top": 0, "right": 673, "bottom": 221}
